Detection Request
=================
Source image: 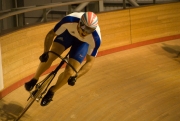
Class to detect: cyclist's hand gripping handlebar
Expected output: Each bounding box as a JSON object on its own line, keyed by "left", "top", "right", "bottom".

{"left": 68, "top": 76, "right": 77, "bottom": 86}
{"left": 39, "top": 52, "right": 49, "bottom": 62}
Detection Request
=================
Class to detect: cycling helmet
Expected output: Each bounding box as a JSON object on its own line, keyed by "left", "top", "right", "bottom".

{"left": 79, "top": 12, "right": 98, "bottom": 33}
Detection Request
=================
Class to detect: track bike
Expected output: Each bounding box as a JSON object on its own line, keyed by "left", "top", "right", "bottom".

{"left": 15, "top": 51, "right": 78, "bottom": 121}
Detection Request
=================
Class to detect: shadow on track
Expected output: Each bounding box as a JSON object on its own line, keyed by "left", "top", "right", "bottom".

{"left": 0, "top": 100, "right": 30, "bottom": 121}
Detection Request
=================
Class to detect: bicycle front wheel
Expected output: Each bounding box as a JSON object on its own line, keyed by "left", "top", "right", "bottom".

{"left": 15, "top": 73, "right": 56, "bottom": 121}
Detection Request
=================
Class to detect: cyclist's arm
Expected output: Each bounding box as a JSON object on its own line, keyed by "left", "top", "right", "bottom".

{"left": 77, "top": 54, "right": 95, "bottom": 78}
{"left": 44, "top": 29, "right": 57, "bottom": 52}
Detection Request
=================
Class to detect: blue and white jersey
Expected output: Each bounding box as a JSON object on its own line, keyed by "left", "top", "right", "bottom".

{"left": 53, "top": 12, "right": 102, "bottom": 57}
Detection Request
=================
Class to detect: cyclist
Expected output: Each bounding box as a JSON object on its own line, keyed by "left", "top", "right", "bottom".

{"left": 24, "top": 12, "right": 102, "bottom": 106}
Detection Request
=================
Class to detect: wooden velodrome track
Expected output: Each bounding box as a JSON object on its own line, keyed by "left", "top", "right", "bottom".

{"left": 1, "top": 2, "right": 180, "bottom": 121}
{"left": 1, "top": 38, "right": 180, "bottom": 121}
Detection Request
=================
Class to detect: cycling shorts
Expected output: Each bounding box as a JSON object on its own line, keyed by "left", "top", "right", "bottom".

{"left": 54, "top": 30, "right": 89, "bottom": 63}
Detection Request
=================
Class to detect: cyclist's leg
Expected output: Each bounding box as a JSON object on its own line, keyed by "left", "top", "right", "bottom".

{"left": 40, "top": 40, "right": 88, "bottom": 106}
{"left": 29, "top": 30, "right": 74, "bottom": 81}
{"left": 24, "top": 42, "right": 65, "bottom": 91}
{"left": 25, "top": 30, "right": 73, "bottom": 91}
{"left": 51, "top": 41, "right": 89, "bottom": 92}
{"left": 41, "top": 40, "right": 89, "bottom": 106}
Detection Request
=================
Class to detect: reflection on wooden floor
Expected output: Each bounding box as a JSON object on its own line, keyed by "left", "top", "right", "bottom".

{"left": 1, "top": 39, "right": 180, "bottom": 121}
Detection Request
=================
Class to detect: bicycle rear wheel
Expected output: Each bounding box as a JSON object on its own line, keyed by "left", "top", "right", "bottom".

{"left": 15, "top": 73, "right": 56, "bottom": 121}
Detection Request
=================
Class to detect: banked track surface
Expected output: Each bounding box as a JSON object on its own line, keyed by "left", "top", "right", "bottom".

{"left": 1, "top": 39, "right": 180, "bottom": 121}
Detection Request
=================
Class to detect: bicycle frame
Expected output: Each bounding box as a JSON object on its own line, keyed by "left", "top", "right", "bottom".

{"left": 15, "top": 51, "right": 78, "bottom": 121}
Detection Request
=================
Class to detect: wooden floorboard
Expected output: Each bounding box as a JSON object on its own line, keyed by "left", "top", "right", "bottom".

{"left": 1, "top": 39, "right": 180, "bottom": 121}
